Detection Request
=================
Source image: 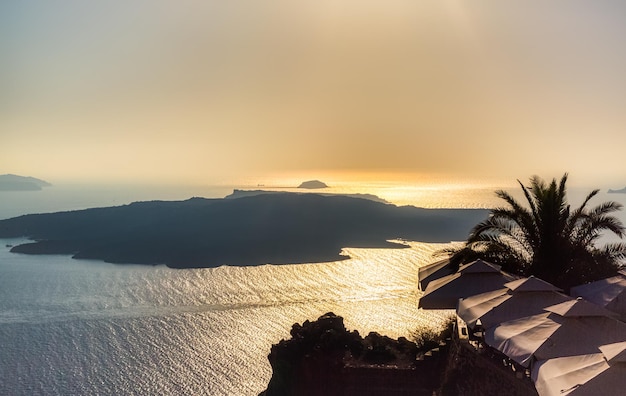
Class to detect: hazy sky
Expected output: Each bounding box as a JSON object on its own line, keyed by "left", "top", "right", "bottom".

{"left": 2, "top": 1, "right": 626, "bottom": 187}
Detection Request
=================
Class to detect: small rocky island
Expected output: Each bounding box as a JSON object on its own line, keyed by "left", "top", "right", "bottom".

{"left": 298, "top": 180, "right": 328, "bottom": 189}
{"left": 0, "top": 174, "right": 51, "bottom": 191}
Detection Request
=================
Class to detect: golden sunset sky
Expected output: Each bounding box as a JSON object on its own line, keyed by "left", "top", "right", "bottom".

{"left": 2, "top": 1, "right": 626, "bottom": 187}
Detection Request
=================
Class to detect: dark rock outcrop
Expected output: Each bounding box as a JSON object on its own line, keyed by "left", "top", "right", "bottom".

{"left": 439, "top": 341, "right": 538, "bottom": 396}
{"left": 261, "top": 313, "right": 539, "bottom": 396}
{"left": 261, "top": 313, "right": 447, "bottom": 396}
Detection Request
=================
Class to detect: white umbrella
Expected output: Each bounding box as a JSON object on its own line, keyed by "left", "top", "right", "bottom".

{"left": 418, "top": 259, "right": 517, "bottom": 309}
{"left": 418, "top": 258, "right": 453, "bottom": 291}
{"left": 571, "top": 274, "right": 626, "bottom": 321}
{"left": 457, "top": 276, "right": 570, "bottom": 329}
{"left": 485, "top": 299, "right": 626, "bottom": 367}
{"left": 457, "top": 287, "right": 510, "bottom": 327}
{"left": 532, "top": 341, "right": 626, "bottom": 396}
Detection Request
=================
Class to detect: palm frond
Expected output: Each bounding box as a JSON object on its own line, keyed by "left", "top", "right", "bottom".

{"left": 598, "top": 242, "right": 626, "bottom": 261}
{"left": 431, "top": 173, "right": 625, "bottom": 289}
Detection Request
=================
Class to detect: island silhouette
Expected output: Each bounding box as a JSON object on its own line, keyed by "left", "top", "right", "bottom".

{"left": 225, "top": 189, "right": 389, "bottom": 204}
{"left": 298, "top": 180, "right": 328, "bottom": 189}
{"left": 608, "top": 187, "right": 626, "bottom": 194}
{"left": 0, "top": 192, "right": 488, "bottom": 268}
{"left": 0, "top": 174, "right": 51, "bottom": 191}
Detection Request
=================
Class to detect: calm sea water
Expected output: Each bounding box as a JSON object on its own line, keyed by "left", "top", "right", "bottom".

{"left": 1, "top": 182, "right": 625, "bottom": 395}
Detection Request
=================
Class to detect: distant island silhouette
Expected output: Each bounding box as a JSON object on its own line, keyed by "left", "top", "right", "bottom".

{"left": 608, "top": 187, "right": 626, "bottom": 194}
{"left": 225, "top": 189, "right": 389, "bottom": 204}
{"left": 298, "top": 180, "right": 328, "bottom": 189}
{"left": 0, "top": 192, "right": 488, "bottom": 268}
{"left": 0, "top": 174, "right": 51, "bottom": 191}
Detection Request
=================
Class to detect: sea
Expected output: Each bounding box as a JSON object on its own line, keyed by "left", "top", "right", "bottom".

{"left": 1, "top": 182, "right": 625, "bottom": 395}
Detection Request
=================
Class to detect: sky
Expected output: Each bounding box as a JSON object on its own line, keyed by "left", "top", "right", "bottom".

{"left": 2, "top": 1, "right": 626, "bottom": 187}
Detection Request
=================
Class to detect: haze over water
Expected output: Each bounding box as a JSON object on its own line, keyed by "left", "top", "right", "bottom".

{"left": 4, "top": 2, "right": 626, "bottom": 393}
{"left": 1, "top": 182, "right": 625, "bottom": 395}
{"left": 0, "top": 179, "right": 521, "bottom": 221}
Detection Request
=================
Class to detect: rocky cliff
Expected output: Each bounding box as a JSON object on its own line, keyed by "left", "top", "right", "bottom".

{"left": 260, "top": 313, "right": 447, "bottom": 396}
{"left": 261, "top": 313, "right": 539, "bottom": 396}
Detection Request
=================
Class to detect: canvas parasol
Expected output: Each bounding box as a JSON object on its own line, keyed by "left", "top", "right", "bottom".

{"left": 485, "top": 299, "right": 626, "bottom": 368}
{"left": 418, "top": 259, "right": 517, "bottom": 309}
{"left": 532, "top": 341, "right": 626, "bottom": 396}
{"left": 457, "top": 276, "right": 571, "bottom": 329}
{"left": 571, "top": 274, "right": 626, "bottom": 321}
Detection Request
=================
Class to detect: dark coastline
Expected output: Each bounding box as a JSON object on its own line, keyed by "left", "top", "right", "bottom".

{"left": 0, "top": 192, "right": 488, "bottom": 268}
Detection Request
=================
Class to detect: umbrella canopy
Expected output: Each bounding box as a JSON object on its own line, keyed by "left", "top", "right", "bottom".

{"left": 485, "top": 299, "right": 626, "bottom": 367}
{"left": 566, "top": 361, "right": 626, "bottom": 395}
{"left": 457, "top": 276, "right": 571, "bottom": 329}
{"left": 505, "top": 276, "right": 562, "bottom": 293}
{"left": 457, "top": 287, "right": 510, "bottom": 327}
{"left": 599, "top": 340, "right": 626, "bottom": 363}
{"left": 418, "top": 259, "right": 517, "bottom": 309}
{"left": 532, "top": 342, "right": 626, "bottom": 396}
{"left": 418, "top": 258, "right": 454, "bottom": 291}
{"left": 571, "top": 275, "right": 626, "bottom": 320}
{"left": 545, "top": 298, "right": 616, "bottom": 317}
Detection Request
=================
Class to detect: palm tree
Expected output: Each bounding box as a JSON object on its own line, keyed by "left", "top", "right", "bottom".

{"left": 439, "top": 174, "right": 626, "bottom": 290}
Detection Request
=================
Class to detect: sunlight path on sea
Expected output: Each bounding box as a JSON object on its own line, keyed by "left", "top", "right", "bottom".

{"left": 0, "top": 239, "right": 452, "bottom": 395}
{"left": 2, "top": 184, "right": 624, "bottom": 394}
